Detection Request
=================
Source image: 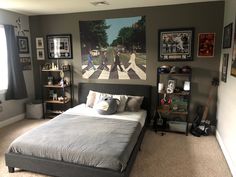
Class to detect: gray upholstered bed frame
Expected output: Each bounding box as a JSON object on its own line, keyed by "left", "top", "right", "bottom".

{"left": 5, "top": 83, "right": 152, "bottom": 177}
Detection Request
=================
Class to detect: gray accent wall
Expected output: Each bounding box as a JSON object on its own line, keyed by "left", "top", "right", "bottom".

{"left": 29, "top": 2, "right": 224, "bottom": 123}
{"left": 0, "top": 9, "right": 34, "bottom": 122}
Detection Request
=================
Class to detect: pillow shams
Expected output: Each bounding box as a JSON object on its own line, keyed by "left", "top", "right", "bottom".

{"left": 112, "top": 95, "right": 128, "bottom": 112}
{"left": 86, "top": 90, "right": 97, "bottom": 108}
{"left": 125, "top": 96, "right": 144, "bottom": 112}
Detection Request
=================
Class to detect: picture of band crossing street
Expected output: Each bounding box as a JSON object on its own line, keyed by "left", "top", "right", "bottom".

{"left": 79, "top": 16, "right": 146, "bottom": 80}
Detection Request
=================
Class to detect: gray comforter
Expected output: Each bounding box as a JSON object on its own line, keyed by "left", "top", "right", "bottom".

{"left": 8, "top": 114, "right": 142, "bottom": 172}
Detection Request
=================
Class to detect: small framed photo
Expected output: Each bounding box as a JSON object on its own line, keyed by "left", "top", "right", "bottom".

{"left": 20, "top": 57, "right": 31, "bottom": 70}
{"left": 37, "top": 49, "right": 45, "bottom": 60}
{"left": 36, "top": 37, "right": 44, "bottom": 48}
{"left": 17, "top": 36, "right": 29, "bottom": 54}
{"left": 231, "top": 18, "right": 236, "bottom": 77}
{"left": 223, "top": 23, "right": 233, "bottom": 49}
{"left": 221, "top": 53, "right": 229, "bottom": 82}
{"left": 158, "top": 28, "right": 194, "bottom": 61}
{"left": 47, "top": 34, "right": 73, "bottom": 59}
{"left": 197, "top": 33, "right": 216, "bottom": 57}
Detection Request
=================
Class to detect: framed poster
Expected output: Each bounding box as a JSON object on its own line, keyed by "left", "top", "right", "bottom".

{"left": 36, "top": 37, "right": 44, "bottom": 48}
{"left": 79, "top": 16, "right": 146, "bottom": 80}
{"left": 221, "top": 53, "right": 229, "bottom": 82}
{"left": 20, "top": 57, "right": 31, "bottom": 70}
{"left": 158, "top": 28, "right": 194, "bottom": 61}
{"left": 197, "top": 33, "right": 216, "bottom": 57}
{"left": 47, "top": 34, "right": 73, "bottom": 59}
{"left": 37, "top": 49, "right": 45, "bottom": 60}
{"left": 17, "top": 36, "right": 29, "bottom": 54}
{"left": 231, "top": 17, "right": 236, "bottom": 77}
{"left": 223, "top": 23, "right": 233, "bottom": 49}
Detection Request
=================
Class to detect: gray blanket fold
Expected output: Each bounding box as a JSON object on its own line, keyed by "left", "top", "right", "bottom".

{"left": 8, "top": 114, "right": 142, "bottom": 172}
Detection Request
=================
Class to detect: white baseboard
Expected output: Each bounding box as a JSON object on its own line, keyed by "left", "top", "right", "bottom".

{"left": 216, "top": 130, "right": 236, "bottom": 177}
{"left": 0, "top": 113, "right": 25, "bottom": 128}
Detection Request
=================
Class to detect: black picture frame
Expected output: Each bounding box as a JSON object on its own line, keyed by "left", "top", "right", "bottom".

{"left": 221, "top": 53, "right": 229, "bottom": 82}
{"left": 47, "top": 34, "right": 73, "bottom": 59}
{"left": 231, "top": 18, "right": 236, "bottom": 77}
{"left": 17, "top": 36, "right": 29, "bottom": 54}
{"left": 158, "top": 28, "right": 194, "bottom": 61}
{"left": 223, "top": 23, "right": 233, "bottom": 49}
{"left": 20, "top": 57, "right": 31, "bottom": 70}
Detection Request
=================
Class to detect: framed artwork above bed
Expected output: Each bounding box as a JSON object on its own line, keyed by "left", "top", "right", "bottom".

{"left": 79, "top": 16, "right": 147, "bottom": 80}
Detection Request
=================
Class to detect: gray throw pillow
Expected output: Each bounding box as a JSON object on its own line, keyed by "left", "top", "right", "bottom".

{"left": 112, "top": 94, "right": 128, "bottom": 112}
{"left": 125, "top": 96, "right": 144, "bottom": 112}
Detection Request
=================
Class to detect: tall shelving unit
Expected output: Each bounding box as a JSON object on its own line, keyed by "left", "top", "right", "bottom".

{"left": 154, "top": 69, "right": 191, "bottom": 135}
{"left": 40, "top": 65, "right": 73, "bottom": 118}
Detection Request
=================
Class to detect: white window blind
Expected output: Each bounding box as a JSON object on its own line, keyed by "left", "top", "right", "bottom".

{"left": 0, "top": 25, "right": 8, "bottom": 91}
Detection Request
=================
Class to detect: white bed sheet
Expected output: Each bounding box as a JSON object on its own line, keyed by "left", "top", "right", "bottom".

{"left": 63, "top": 104, "right": 147, "bottom": 128}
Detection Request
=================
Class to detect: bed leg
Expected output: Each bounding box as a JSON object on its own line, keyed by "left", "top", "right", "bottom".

{"left": 8, "top": 167, "right": 15, "bottom": 173}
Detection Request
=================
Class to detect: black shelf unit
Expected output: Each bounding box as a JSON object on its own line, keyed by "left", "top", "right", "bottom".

{"left": 40, "top": 65, "right": 74, "bottom": 118}
{"left": 154, "top": 69, "right": 192, "bottom": 135}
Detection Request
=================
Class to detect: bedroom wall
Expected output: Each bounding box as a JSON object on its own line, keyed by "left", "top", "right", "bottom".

{"left": 29, "top": 1, "right": 224, "bottom": 123}
{"left": 0, "top": 9, "right": 34, "bottom": 122}
{"left": 216, "top": 0, "right": 236, "bottom": 176}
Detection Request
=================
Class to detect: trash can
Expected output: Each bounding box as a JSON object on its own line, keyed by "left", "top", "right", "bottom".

{"left": 26, "top": 100, "right": 43, "bottom": 119}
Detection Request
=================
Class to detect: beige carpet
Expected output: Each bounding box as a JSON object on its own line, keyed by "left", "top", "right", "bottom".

{"left": 0, "top": 119, "right": 232, "bottom": 177}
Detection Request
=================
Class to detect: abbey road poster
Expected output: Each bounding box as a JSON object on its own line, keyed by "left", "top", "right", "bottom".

{"left": 79, "top": 16, "right": 146, "bottom": 80}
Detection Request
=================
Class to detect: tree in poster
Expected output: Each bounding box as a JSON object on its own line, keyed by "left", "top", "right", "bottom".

{"left": 79, "top": 20, "right": 110, "bottom": 54}
{"left": 111, "top": 16, "right": 146, "bottom": 52}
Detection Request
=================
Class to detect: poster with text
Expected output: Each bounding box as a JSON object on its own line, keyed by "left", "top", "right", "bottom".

{"left": 197, "top": 33, "right": 215, "bottom": 57}
{"left": 79, "top": 16, "right": 146, "bottom": 80}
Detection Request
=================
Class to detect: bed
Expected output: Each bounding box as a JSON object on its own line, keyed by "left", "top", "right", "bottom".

{"left": 5, "top": 83, "right": 152, "bottom": 177}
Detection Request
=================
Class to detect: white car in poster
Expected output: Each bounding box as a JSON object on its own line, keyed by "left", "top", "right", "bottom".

{"left": 91, "top": 50, "right": 100, "bottom": 57}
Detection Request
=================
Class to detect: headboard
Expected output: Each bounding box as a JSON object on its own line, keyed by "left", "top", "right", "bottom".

{"left": 78, "top": 83, "right": 152, "bottom": 123}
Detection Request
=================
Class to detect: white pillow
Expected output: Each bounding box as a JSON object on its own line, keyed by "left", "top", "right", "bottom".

{"left": 86, "top": 90, "right": 97, "bottom": 108}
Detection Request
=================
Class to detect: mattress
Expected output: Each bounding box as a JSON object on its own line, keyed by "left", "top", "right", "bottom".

{"left": 8, "top": 106, "right": 146, "bottom": 172}
{"left": 64, "top": 104, "right": 147, "bottom": 128}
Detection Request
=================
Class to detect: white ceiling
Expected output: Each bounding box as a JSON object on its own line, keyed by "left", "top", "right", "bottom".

{"left": 0, "top": 0, "right": 222, "bottom": 16}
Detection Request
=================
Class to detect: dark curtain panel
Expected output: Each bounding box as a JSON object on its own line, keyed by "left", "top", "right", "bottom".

{"left": 4, "top": 25, "right": 27, "bottom": 100}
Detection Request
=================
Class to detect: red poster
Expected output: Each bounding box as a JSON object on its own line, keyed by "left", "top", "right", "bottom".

{"left": 197, "top": 33, "right": 216, "bottom": 57}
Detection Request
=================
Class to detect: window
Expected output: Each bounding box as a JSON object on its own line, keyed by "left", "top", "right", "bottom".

{"left": 0, "top": 25, "right": 8, "bottom": 92}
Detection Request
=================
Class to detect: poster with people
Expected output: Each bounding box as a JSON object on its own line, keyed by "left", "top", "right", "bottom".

{"left": 79, "top": 16, "right": 146, "bottom": 80}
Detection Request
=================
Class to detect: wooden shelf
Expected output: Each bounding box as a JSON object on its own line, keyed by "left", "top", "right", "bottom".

{"left": 42, "top": 69, "right": 70, "bottom": 72}
{"left": 44, "top": 84, "right": 69, "bottom": 88}
{"left": 158, "top": 92, "right": 190, "bottom": 96}
{"left": 159, "top": 73, "right": 191, "bottom": 76}
{"left": 157, "top": 108, "right": 188, "bottom": 115}
{"left": 47, "top": 110, "right": 64, "bottom": 114}
{"left": 45, "top": 99, "right": 70, "bottom": 104}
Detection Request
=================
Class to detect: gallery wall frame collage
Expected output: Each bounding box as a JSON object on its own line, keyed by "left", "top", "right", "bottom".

{"left": 36, "top": 34, "right": 73, "bottom": 61}
{"left": 17, "top": 35, "right": 31, "bottom": 71}
{"left": 221, "top": 16, "right": 236, "bottom": 83}
{"left": 157, "top": 28, "right": 216, "bottom": 62}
